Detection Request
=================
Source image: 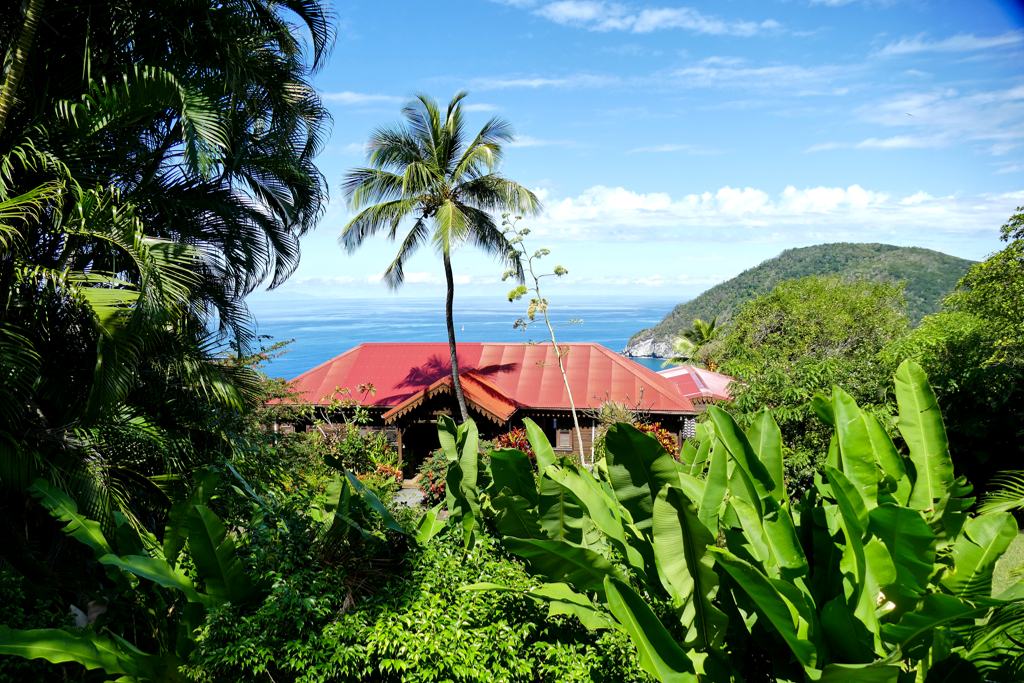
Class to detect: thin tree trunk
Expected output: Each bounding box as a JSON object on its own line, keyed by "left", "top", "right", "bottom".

{"left": 444, "top": 252, "right": 470, "bottom": 422}
{"left": 0, "top": 0, "right": 45, "bottom": 138}
{"left": 544, "top": 315, "right": 586, "bottom": 466}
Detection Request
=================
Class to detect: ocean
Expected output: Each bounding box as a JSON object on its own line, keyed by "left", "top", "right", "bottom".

{"left": 246, "top": 295, "right": 681, "bottom": 380}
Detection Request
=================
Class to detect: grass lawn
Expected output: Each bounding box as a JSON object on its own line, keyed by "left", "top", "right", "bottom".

{"left": 993, "top": 529, "right": 1024, "bottom": 597}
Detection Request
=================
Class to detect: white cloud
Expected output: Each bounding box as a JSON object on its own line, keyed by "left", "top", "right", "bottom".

{"left": 669, "top": 63, "right": 848, "bottom": 90}
{"left": 876, "top": 31, "right": 1024, "bottom": 57}
{"left": 509, "top": 135, "right": 578, "bottom": 147}
{"left": 463, "top": 103, "right": 500, "bottom": 112}
{"left": 809, "top": 0, "right": 857, "bottom": 6}
{"left": 336, "top": 143, "right": 365, "bottom": 156}
{"left": 529, "top": 184, "right": 1024, "bottom": 241}
{"left": 516, "top": 1, "right": 779, "bottom": 36}
{"left": 808, "top": 85, "right": 1024, "bottom": 155}
{"left": 627, "top": 144, "right": 725, "bottom": 155}
{"left": 321, "top": 91, "right": 402, "bottom": 105}
{"left": 996, "top": 164, "right": 1024, "bottom": 174}
{"left": 469, "top": 74, "right": 617, "bottom": 90}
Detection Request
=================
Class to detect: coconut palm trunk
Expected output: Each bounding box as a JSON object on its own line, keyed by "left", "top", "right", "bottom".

{"left": 444, "top": 252, "right": 470, "bottom": 421}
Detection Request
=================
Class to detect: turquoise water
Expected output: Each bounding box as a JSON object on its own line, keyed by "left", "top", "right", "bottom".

{"left": 246, "top": 295, "right": 679, "bottom": 379}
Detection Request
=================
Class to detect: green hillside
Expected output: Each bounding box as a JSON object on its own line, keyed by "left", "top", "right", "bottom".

{"left": 626, "top": 243, "right": 975, "bottom": 351}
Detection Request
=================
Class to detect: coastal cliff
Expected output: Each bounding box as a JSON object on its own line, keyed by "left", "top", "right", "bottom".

{"left": 621, "top": 335, "right": 673, "bottom": 358}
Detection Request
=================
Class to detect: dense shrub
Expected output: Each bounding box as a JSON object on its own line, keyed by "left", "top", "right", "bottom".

{"left": 187, "top": 533, "right": 645, "bottom": 683}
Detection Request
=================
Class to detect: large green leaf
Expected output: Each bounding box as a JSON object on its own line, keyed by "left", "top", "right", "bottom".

{"left": 747, "top": 408, "right": 785, "bottom": 503}
{"left": 698, "top": 437, "right": 729, "bottom": 533}
{"left": 492, "top": 494, "right": 546, "bottom": 539}
{"left": 489, "top": 448, "right": 538, "bottom": 506}
{"left": 605, "top": 422, "right": 679, "bottom": 534}
{"left": 0, "top": 626, "right": 132, "bottom": 676}
{"left": 28, "top": 478, "right": 112, "bottom": 558}
{"left": 415, "top": 504, "right": 445, "bottom": 545}
{"left": 99, "top": 554, "right": 209, "bottom": 606}
{"left": 187, "top": 505, "right": 258, "bottom": 605}
{"left": 813, "top": 662, "right": 901, "bottom": 682}
{"left": 831, "top": 388, "right": 882, "bottom": 508}
{"left": 710, "top": 548, "right": 819, "bottom": 669}
{"left": 164, "top": 467, "right": 219, "bottom": 567}
{"left": 523, "top": 417, "right": 556, "bottom": 472}
{"left": 604, "top": 577, "right": 698, "bottom": 683}
{"left": 502, "top": 537, "right": 627, "bottom": 597}
{"left": 940, "top": 513, "right": 1018, "bottom": 600}
{"left": 652, "top": 487, "right": 728, "bottom": 651}
{"left": 761, "top": 497, "right": 809, "bottom": 580}
{"left": 529, "top": 582, "right": 615, "bottom": 631}
{"left": 545, "top": 464, "right": 646, "bottom": 572}
{"left": 826, "top": 466, "right": 869, "bottom": 539}
{"left": 895, "top": 360, "right": 954, "bottom": 510}
{"left": 880, "top": 593, "right": 984, "bottom": 653}
{"left": 868, "top": 503, "right": 936, "bottom": 600}
{"left": 707, "top": 406, "right": 775, "bottom": 504}
{"left": 539, "top": 470, "right": 591, "bottom": 546}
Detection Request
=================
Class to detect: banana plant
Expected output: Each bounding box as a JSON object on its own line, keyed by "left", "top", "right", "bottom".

{"left": 0, "top": 472, "right": 267, "bottom": 681}
{"left": 464, "top": 360, "right": 1024, "bottom": 682}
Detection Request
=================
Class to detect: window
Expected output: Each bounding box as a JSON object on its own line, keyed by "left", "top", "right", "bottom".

{"left": 556, "top": 429, "right": 573, "bottom": 450}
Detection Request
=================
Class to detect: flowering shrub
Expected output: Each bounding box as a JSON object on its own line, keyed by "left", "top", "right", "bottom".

{"left": 417, "top": 448, "right": 448, "bottom": 507}
{"left": 636, "top": 422, "right": 679, "bottom": 457}
{"left": 375, "top": 463, "right": 403, "bottom": 486}
{"left": 493, "top": 427, "right": 535, "bottom": 464}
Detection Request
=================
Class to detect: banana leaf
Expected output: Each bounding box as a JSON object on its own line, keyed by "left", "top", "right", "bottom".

{"left": 605, "top": 422, "right": 679, "bottom": 535}
{"left": 710, "top": 548, "right": 820, "bottom": 669}
{"left": 747, "top": 408, "right": 785, "bottom": 503}
{"left": 492, "top": 494, "right": 546, "bottom": 540}
{"left": 895, "top": 360, "right": 954, "bottom": 510}
{"left": 604, "top": 577, "right": 698, "bottom": 683}
{"left": 163, "top": 467, "right": 219, "bottom": 567}
{"left": 653, "top": 487, "right": 728, "bottom": 651}
{"left": 868, "top": 504, "right": 936, "bottom": 601}
{"left": 187, "top": 505, "right": 259, "bottom": 605}
{"left": 489, "top": 448, "right": 538, "bottom": 506}
{"left": 502, "top": 537, "right": 627, "bottom": 597}
{"left": 523, "top": 417, "right": 556, "bottom": 472}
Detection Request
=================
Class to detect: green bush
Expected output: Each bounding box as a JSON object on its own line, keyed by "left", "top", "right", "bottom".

{"left": 0, "top": 572, "right": 71, "bottom": 682}
{"left": 187, "top": 533, "right": 645, "bottom": 683}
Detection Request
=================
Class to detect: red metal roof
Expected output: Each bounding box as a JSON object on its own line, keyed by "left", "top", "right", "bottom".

{"left": 281, "top": 343, "right": 696, "bottom": 418}
{"left": 656, "top": 364, "right": 735, "bottom": 403}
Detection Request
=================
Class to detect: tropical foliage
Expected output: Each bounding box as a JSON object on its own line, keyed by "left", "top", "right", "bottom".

{"left": 340, "top": 92, "right": 542, "bottom": 421}
{"left": 447, "top": 361, "right": 1023, "bottom": 682}
{"left": 0, "top": 0, "right": 334, "bottom": 585}
{"left": 718, "top": 276, "right": 908, "bottom": 491}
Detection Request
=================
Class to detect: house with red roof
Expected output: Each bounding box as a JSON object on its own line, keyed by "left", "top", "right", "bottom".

{"left": 280, "top": 342, "right": 734, "bottom": 473}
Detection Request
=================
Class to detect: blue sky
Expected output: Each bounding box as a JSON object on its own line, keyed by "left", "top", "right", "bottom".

{"left": 256, "top": 0, "right": 1024, "bottom": 302}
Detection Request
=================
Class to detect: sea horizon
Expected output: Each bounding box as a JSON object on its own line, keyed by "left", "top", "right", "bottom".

{"left": 247, "top": 294, "right": 684, "bottom": 380}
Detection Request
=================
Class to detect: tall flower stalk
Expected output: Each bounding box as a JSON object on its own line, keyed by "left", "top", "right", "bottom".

{"left": 503, "top": 215, "right": 587, "bottom": 464}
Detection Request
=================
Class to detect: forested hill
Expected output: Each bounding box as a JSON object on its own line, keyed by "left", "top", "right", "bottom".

{"left": 623, "top": 243, "right": 975, "bottom": 357}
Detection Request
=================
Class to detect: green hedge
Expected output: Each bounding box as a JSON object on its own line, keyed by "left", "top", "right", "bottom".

{"left": 187, "top": 533, "right": 647, "bottom": 683}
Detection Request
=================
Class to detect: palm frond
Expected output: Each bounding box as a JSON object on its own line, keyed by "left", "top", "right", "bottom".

{"left": 980, "top": 471, "right": 1024, "bottom": 515}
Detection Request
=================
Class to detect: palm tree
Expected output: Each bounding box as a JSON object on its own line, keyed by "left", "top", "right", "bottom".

{"left": 341, "top": 92, "right": 541, "bottom": 421}
{"left": 663, "top": 316, "right": 722, "bottom": 369}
